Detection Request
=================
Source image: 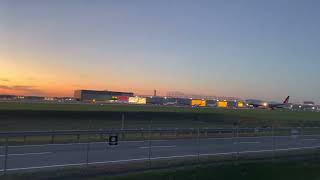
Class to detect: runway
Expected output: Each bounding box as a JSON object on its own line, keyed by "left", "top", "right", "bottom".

{"left": 1, "top": 135, "right": 320, "bottom": 172}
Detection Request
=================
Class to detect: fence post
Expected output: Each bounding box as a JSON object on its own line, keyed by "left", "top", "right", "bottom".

{"left": 51, "top": 134, "right": 55, "bottom": 144}
{"left": 3, "top": 137, "right": 8, "bottom": 176}
{"left": 121, "top": 113, "right": 125, "bottom": 130}
{"left": 86, "top": 142, "right": 90, "bottom": 167}
{"left": 236, "top": 124, "right": 239, "bottom": 161}
{"left": 197, "top": 128, "right": 200, "bottom": 162}
{"left": 272, "top": 123, "right": 275, "bottom": 161}
{"left": 233, "top": 122, "right": 236, "bottom": 144}
{"left": 148, "top": 119, "right": 153, "bottom": 168}
{"left": 141, "top": 128, "right": 144, "bottom": 139}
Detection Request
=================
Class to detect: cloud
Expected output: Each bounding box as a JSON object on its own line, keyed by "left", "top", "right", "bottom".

{"left": 0, "top": 85, "right": 44, "bottom": 94}
{"left": 0, "top": 79, "right": 9, "bottom": 82}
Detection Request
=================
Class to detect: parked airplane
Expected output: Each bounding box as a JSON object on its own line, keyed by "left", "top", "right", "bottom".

{"left": 247, "top": 96, "right": 290, "bottom": 110}
{"left": 163, "top": 101, "right": 178, "bottom": 106}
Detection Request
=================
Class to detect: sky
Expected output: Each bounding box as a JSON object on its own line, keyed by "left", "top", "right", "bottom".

{"left": 0, "top": 0, "right": 320, "bottom": 102}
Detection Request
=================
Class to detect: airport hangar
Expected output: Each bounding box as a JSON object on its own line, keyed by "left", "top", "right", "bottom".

{"left": 74, "top": 90, "right": 134, "bottom": 102}
{"left": 73, "top": 89, "right": 246, "bottom": 108}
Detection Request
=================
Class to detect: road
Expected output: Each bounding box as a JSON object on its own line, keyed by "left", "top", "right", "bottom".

{"left": 1, "top": 135, "right": 320, "bottom": 173}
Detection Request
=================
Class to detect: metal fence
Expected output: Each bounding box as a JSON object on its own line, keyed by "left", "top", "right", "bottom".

{"left": 1, "top": 127, "right": 320, "bottom": 175}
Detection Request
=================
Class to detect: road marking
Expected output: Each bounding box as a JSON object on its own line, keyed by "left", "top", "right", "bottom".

{"left": 239, "top": 142, "right": 261, "bottom": 144}
{"left": 0, "top": 152, "right": 52, "bottom": 157}
{"left": 1, "top": 145, "right": 320, "bottom": 172}
{"left": 200, "top": 152, "right": 236, "bottom": 156}
{"left": 2, "top": 142, "right": 106, "bottom": 148}
{"left": 139, "top": 145, "right": 177, "bottom": 149}
{"left": 304, "top": 139, "right": 317, "bottom": 141}
{"left": 0, "top": 140, "right": 169, "bottom": 149}
{"left": 0, "top": 155, "right": 198, "bottom": 172}
{"left": 240, "top": 149, "right": 273, "bottom": 153}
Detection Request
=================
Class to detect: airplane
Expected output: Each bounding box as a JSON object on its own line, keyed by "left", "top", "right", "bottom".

{"left": 247, "top": 96, "right": 290, "bottom": 110}
{"left": 163, "top": 101, "right": 178, "bottom": 106}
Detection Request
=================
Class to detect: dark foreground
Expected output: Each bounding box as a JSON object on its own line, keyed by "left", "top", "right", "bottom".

{"left": 102, "top": 160, "right": 320, "bottom": 180}
{"left": 5, "top": 159, "right": 320, "bottom": 180}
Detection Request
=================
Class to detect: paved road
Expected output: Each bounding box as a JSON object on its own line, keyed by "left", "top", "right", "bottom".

{"left": 1, "top": 135, "right": 320, "bottom": 173}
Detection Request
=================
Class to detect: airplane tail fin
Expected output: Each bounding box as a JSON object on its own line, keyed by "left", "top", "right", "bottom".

{"left": 283, "top": 96, "right": 290, "bottom": 104}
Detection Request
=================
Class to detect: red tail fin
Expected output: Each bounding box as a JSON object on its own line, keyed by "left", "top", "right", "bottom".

{"left": 283, "top": 96, "right": 290, "bottom": 104}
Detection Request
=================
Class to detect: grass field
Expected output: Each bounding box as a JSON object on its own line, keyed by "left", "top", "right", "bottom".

{"left": 0, "top": 102, "right": 320, "bottom": 131}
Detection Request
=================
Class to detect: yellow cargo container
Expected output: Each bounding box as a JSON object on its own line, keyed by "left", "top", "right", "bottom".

{"left": 217, "top": 101, "right": 228, "bottom": 108}
{"left": 191, "top": 99, "right": 206, "bottom": 107}
{"left": 237, "top": 102, "right": 244, "bottom": 108}
{"left": 128, "top": 97, "right": 147, "bottom": 104}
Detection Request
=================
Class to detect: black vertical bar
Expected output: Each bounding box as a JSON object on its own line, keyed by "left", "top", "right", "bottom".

{"left": 4, "top": 137, "right": 8, "bottom": 175}
{"left": 86, "top": 142, "right": 90, "bottom": 167}
{"left": 148, "top": 119, "right": 152, "bottom": 168}
{"left": 77, "top": 134, "right": 80, "bottom": 143}
{"left": 51, "top": 135, "right": 54, "bottom": 144}
{"left": 197, "top": 128, "right": 200, "bottom": 162}
{"left": 121, "top": 113, "right": 125, "bottom": 130}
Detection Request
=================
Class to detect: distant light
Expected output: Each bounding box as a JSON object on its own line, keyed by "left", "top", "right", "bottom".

{"left": 299, "top": 106, "right": 302, "bottom": 108}
{"left": 312, "top": 107, "right": 316, "bottom": 110}
{"left": 263, "top": 102, "right": 268, "bottom": 107}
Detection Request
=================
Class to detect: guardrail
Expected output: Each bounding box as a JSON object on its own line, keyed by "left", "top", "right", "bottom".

{"left": 0, "top": 127, "right": 308, "bottom": 137}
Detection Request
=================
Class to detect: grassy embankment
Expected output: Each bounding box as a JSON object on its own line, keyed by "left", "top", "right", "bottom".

{"left": 0, "top": 102, "right": 319, "bottom": 144}
{"left": 1, "top": 102, "right": 319, "bottom": 131}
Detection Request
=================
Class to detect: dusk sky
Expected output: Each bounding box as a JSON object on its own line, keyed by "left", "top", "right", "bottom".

{"left": 1, "top": 0, "right": 319, "bottom": 102}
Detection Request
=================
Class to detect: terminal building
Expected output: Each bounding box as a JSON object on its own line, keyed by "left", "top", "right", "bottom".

{"left": 74, "top": 90, "right": 134, "bottom": 102}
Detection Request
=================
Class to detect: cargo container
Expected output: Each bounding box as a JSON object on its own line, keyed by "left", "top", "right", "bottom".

{"left": 217, "top": 101, "right": 228, "bottom": 108}
{"left": 191, "top": 99, "right": 206, "bottom": 107}
{"left": 117, "top": 96, "right": 129, "bottom": 103}
{"left": 237, "top": 102, "right": 244, "bottom": 108}
{"left": 129, "top": 97, "right": 147, "bottom": 104}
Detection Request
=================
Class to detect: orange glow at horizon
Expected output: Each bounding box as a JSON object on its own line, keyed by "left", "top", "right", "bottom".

{"left": 0, "top": 53, "right": 168, "bottom": 97}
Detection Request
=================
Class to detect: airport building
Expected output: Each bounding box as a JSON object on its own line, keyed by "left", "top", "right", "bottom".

{"left": 0, "top": 95, "right": 16, "bottom": 100}
{"left": 74, "top": 90, "right": 134, "bottom": 102}
{"left": 146, "top": 96, "right": 166, "bottom": 105}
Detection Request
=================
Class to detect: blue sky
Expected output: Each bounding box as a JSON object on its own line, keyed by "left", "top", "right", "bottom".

{"left": 0, "top": 0, "right": 319, "bottom": 102}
